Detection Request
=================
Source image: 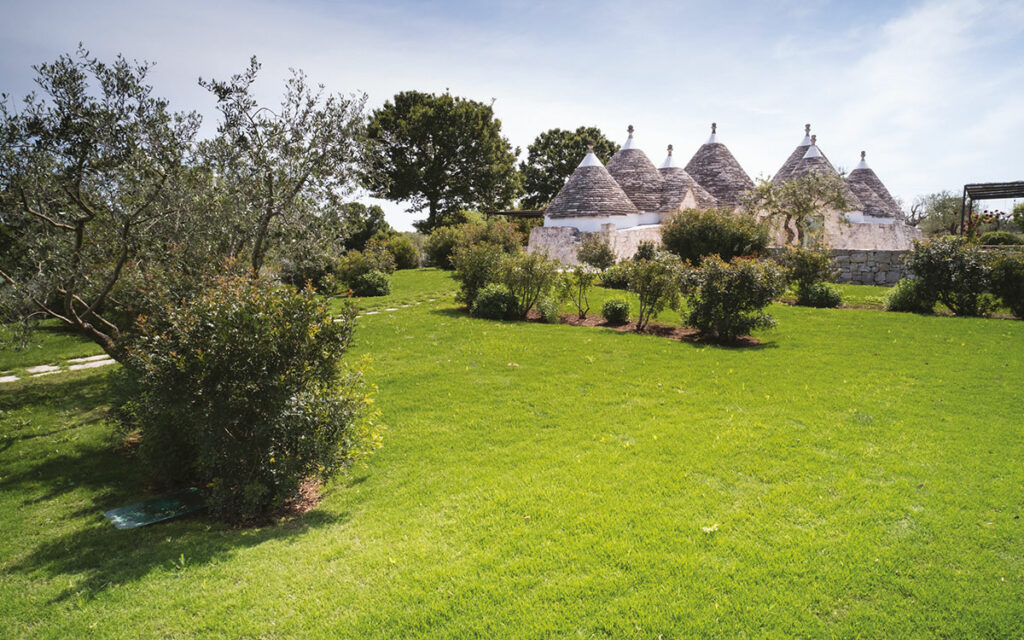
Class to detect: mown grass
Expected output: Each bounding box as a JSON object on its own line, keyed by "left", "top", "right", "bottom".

{"left": 1, "top": 268, "right": 1022, "bottom": 638}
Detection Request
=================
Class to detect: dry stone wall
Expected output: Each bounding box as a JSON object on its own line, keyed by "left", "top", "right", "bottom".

{"left": 832, "top": 249, "right": 906, "bottom": 285}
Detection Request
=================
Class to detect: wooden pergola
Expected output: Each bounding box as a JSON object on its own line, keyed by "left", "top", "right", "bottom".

{"left": 960, "top": 181, "right": 1024, "bottom": 233}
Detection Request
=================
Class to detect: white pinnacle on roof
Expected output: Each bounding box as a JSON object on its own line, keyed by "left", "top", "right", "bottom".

{"left": 705, "top": 122, "right": 718, "bottom": 144}
{"left": 621, "top": 124, "right": 636, "bottom": 150}
{"left": 854, "top": 150, "right": 869, "bottom": 170}
{"left": 659, "top": 144, "right": 680, "bottom": 169}
{"left": 799, "top": 123, "right": 812, "bottom": 146}
{"left": 578, "top": 147, "right": 603, "bottom": 167}
{"left": 802, "top": 135, "right": 823, "bottom": 159}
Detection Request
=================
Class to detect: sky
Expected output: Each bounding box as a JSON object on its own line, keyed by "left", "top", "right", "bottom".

{"left": 2, "top": 0, "right": 1022, "bottom": 230}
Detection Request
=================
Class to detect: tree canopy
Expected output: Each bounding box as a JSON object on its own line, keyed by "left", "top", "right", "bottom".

{"left": 519, "top": 126, "right": 616, "bottom": 210}
{"left": 743, "top": 171, "right": 850, "bottom": 247}
{"left": 912, "top": 190, "right": 964, "bottom": 236}
{"left": 362, "top": 91, "right": 521, "bottom": 232}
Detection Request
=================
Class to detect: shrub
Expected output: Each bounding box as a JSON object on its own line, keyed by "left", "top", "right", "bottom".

{"left": 989, "top": 254, "right": 1024, "bottom": 318}
{"left": 661, "top": 208, "right": 769, "bottom": 265}
{"left": 682, "top": 256, "right": 786, "bottom": 342}
{"left": 278, "top": 252, "right": 337, "bottom": 294}
{"left": 625, "top": 255, "right": 682, "bottom": 331}
{"left": 352, "top": 269, "right": 391, "bottom": 297}
{"left": 798, "top": 283, "right": 843, "bottom": 308}
{"left": 452, "top": 242, "right": 504, "bottom": 308}
{"left": 885, "top": 278, "right": 936, "bottom": 314}
{"left": 502, "top": 251, "right": 561, "bottom": 319}
{"left": 337, "top": 245, "right": 395, "bottom": 288}
{"left": 904, "top": 238, "right": 993, "bottom": 317}
{"left": 536, "top": 296, "right": 562, "bottom": 323}
{"left": 600, "top": 263, "right": 630, "bottom": 289}
{"left": 633, "top": 240, "right": 658, "bottom": 262}
{"left": 463, "top": 219, "right": 524, "bottom": 254}
{"left": 577, "top": 235, "right": 617, "bottom": 271}
{"left": 779, "top": 244, "right": 837, "bottom": 303}
{"left": 385, "top": 234, "right": 421, "bottom": 269}
{"left": 471, "top": 283, "right": 517, "bottom": 320}
{"left": 560, "top": 265, "right": 596, "bottom": 319}
{"left": 424, "top": 226, "right": 463, "bottom": 269}
{"left": 978, "top": 231, "right": 1023, "bottom": 246}
{"left": 122, "top": 276, "right": 380, "bottom": 522}
{"left": 602, "top": 298, "right": 630, "bottom": 325}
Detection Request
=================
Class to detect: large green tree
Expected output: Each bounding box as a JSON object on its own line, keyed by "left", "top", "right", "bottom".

{"left": 362, "top": 91, "right": 521, "bottom": 232}
{"left": 911, "top": 190, "right": 965, "bottom": 236}
{"left": 519, "top": 126, "right": 616, "bottom": 209}
{"left": 200, "top": 57, "right": 367, "bottom": 274}
{"left": 0, "top": 48, "right": 201, "bottom": 356}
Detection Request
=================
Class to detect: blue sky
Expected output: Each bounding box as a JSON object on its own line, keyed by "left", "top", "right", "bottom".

{"left": 2, "top": 0, "right": 1022, "bottom": 229}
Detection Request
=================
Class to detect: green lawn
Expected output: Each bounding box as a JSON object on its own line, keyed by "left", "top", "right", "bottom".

{"left": 2, "top": 268, "right": 1022, "bottom": 638}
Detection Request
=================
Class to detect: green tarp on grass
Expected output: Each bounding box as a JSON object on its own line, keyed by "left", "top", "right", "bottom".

{"left": 103, "top": 488, "right": 205, "bottom": 529}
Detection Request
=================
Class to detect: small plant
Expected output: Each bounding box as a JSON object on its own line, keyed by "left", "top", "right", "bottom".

{"left": 661, "top": 208, "right": 769, "bottom": 265}
{"left": 560, "top": 265, "right": 596, "bottom": 320}
{"left": 989, "top": 254, "right": 1024, "bottom": 318}
{"left": 885, "top": 278, "right": 936, "bottom": 314}
{"left": 502, "top": 251, "right": 561, "bottom": 319}
{"left": 577, "top": 235, "right": 617, "bottom": 271}
{"left": 452, "top": 242, "right": 504, "bottom": 308}
{"left": 536, "top": 296, "right": 562, "bottom": 324}
{"left": 600, "top": 263, "right": 630, "bottom": 289}
{"left": 352, "top": 270, "right": 391, "bottom": 297}
{"left": 904, "top": 238, "right": 993, "bottom": 316}
{"left": 602, "top": 298, "right": 630, "bottom": 325}
{"left": 633, "top": 241, "right": 658, "bottom": 262}
{"left": 682, "top": 255, "right": 785, "bottom": 342}
{"left": 471, "top": 283, "right": 517, "bottom": 320}
{"left": 625, "top": 255, "right": 682, "bottom": 331}
{"left": 978, "top": 231, "right": 1023, "bottom": 246}
{"left": 798, "top": 283, "right": 843, "bottom": 308}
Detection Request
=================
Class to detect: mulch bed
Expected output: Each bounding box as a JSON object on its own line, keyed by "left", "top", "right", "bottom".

{"left": 522, "top": 308, "right": 763, "bottom": 347}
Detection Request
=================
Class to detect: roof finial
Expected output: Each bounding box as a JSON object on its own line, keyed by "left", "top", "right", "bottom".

{"left": 667, "top": 144, "right": 673, "bottom": 156}
{"left": 810, "top": 134, "right": 817, "bottom": 146}
{"left": 627, "top": 124, "right": 634, "bottom": 137}
{"left": 805, "top": 123, "right": 811, "bottom": 135}
{"left": 860, "top": 150, "right": 866, "bottom": 160}
{"left": 588, "top": 141, "right": 595, "bottom": 151}
{"left": 711, "top": 122, "right": 717, "bottom": 134}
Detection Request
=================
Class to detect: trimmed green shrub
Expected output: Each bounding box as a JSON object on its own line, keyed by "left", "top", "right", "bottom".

{"left": 278, "top": 253, "right": 337, "bottom": 294}
{"left": 661, "top": 208, "right": 769, "bottom": 265}
{"left": 885, "top": 278, "right": 936, "bottom": 314}
{"left": 122, "top": 276, "right": 380, "bottom": 522}
{"left": 537, "top": 296, "right": 561, "bottom": 323}
{"left": 502, "top": 251, "right": 561, "bottom": 319}
{"left": 386, "top": 234, "right": 421, "bottom": 269}
{"left": 452, "top": 242, "right": 504, "bottom": 308}
{"left": 424, "top": 226, "right": 463, "bottom": 269}
{"left": 577, "top": 235, "right": 617, "bottom": 271}
{"left": 337, "top": 245, "right": 395, "bottom": 289}
{"left": 602, "top": 298, "right": 630, "bottom": 325}
{"left": 600, "top": 263, "right": 630, "bottom": 289}
{"left": 780, "top": 244, "right": 838, "bottom": 305}
{"left": 904, "top": 238, "right": 993, "bottom": 316}
{"left": 978, "top": 231, "right": 1023, "bottom": 246}
{"left": 633, "top": 240, "right": 658, "bottom": 262}
{"left": 471, "top": 283, "right": 517, "bottom": 320}
{"left": 989, "top": 254, "right": 1024, "bottom": 318}
{"left": 682, "top": 255, "right": 786, "bottom": 342}
{"left": 352, "top": 270, "right": 391, "bottom": 297}
{"left": 463, "top": 219, "right": 524, "bottom": 254}
{"left": 798, "top": 283, "right": 843, "bottom": 308}
{"left": 625, "top": 255, "right": 682, "bottom": 331}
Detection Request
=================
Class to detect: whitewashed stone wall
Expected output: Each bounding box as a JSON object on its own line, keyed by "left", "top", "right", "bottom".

{"left": 528, "top": 223, "right": 662, "bottom": 265}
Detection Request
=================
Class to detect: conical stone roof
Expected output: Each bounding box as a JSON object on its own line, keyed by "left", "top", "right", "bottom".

{"left": 773, "top": 123, "right": 813, "bottom": 183}
{"left": 545, "top": 148, "right": 640, "bottom": 219}
{"left": 786, "top": 136, "right": 864, "bottom": 211}
{"left": 658, "top": 144, "right": 717, "bottom": 212}
{"left": 847, "top": 151, "right": 901, "bottom": 218}
{"left": 605, "top": 125, "right": 664, "bottom": 212}
{"left": 683, "top": 123, "right": 754, "bottom": 207}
